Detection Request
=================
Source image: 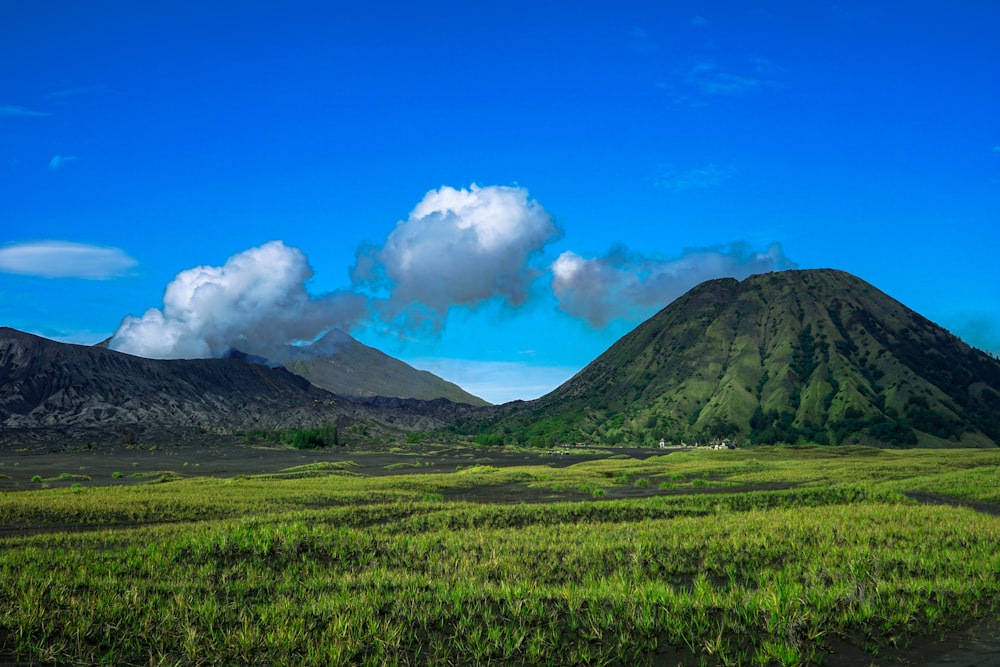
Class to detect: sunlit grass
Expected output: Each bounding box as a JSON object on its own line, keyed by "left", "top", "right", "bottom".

{"left": 0, "top": 446, "right": 997, "bottom": 665}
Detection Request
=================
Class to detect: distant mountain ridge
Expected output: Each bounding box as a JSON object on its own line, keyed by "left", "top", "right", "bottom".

{"left": 256, "top": 329, "right": 489, "bottom": 407}
{"left": 0, "top": 327, "right": 478, "bottom": 444}
{"left": 489, "top": 269, "right": 1000, "bottom": 448}
{"left": 5, "top": 269, "right": 1000, "bottom": 450}
{"left": 101, "top": 329, "right": 489, "bottom": 407}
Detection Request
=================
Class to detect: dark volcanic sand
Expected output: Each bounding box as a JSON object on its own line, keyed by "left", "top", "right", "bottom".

{"left": 0, "top": 441, "right": 667, "bottom": 490}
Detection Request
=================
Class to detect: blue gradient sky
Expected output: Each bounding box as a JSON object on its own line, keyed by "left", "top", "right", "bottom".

{"left": 2, "top": 2, "right": 998, "bottom": 403}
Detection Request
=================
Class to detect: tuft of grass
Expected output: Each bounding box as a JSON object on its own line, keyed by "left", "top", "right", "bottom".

{"left": 612, "top": 471, "right": 635, "bottom": 484}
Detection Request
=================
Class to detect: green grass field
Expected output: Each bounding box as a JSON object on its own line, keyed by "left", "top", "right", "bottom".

{"left": 1, "top": 445, "right": 998, "bottom": 665}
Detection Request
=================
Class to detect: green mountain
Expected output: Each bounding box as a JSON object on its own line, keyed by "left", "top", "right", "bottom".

{"left": 489, "top": 269, "right": 1000, "bottom": 448}
{"left": 262, "top": 329, "right": 490, "bottom": 407}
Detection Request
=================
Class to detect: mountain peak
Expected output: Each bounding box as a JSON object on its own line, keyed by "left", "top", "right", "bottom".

{"left": 246, "top": 331, "right": 490, "bottom": 407}
{"left": 506, "top": 269, "right": 1000, "bottom": 448}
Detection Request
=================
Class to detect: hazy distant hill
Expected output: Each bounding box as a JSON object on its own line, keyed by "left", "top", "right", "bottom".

{"left": 258, "top": 329, "right": 490, "bottom": 407}
{"left": 489, "top": 270, "right": 1000, "bottom": 448}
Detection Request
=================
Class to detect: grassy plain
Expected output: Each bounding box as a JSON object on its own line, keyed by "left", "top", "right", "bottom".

{"left": 1, "top": 444, "right": 998, "bottom": 666}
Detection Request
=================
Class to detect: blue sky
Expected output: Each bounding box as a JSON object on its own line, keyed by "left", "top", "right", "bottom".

{"left": 2, "top": 1, "right": 998, "bottom": 403}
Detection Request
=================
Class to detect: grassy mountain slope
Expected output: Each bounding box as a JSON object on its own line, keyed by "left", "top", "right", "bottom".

{"left": 489, "top": 269, "right": 1000, "bottom": 447}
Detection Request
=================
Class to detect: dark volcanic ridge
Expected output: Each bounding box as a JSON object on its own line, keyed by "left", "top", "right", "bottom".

{"left": 0, "top": 327, "right": 482, "bottom": 445}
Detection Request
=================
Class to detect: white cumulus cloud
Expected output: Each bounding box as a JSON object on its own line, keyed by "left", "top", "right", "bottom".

{"left": 551, "top": 243, "right": 796, "bottom": 327}
{"left": 352, "top": 184, "right": 561, "bottom": 331}
{"left": 110, "top": 241, "right": 366, "bottom": 359}
{"left": 0, "top": 241, "right": 137, "bottom": 279}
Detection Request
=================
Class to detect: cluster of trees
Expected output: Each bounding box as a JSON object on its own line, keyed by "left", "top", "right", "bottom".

{"left": 472, "top": 409, "right": 700, "bottom": 448}
{"left": 747, "top": 405, "right": 918, "bottom": 447}
{"left": 243, "top": 424, "right": 340, "bottom": 449}
{"left": 467, "top": 397, "right": 939, "bottom": 449}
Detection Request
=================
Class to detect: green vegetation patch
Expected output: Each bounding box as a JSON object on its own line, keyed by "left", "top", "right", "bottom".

{"left": 30, "top": 472, "right": 94, "bottom": 483}
{"left": 246, "top": 461, "right": 361, "bottom": 480}
{"left": 0, "top": 447, "right": 997, "bottom": 666}
{"left": 244, "top": 424, "right": 341, "bottom": 449}
{"left": 383, "top": 461, "right": 428, "bottom": 471}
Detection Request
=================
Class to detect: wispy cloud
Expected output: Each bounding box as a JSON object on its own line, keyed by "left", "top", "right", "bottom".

{"left": 46, "top": 85, "right": 112, "bottom": 99}
{"left": 0, "top": 105, "right": 50, "bottom": 118}
{"left": 661, "top": 56, "right": 781, "bottom": 105}
{"left": 682, "top": 61, "right": 772, "bottom": 96}
{"left": 628, "top": 26, "right": 657, "bottom": 54}
{"left": 0, "top": 241, "right": 138, "bottom": 280}
{"left": 652, "top": 163, "right": 734, "bottom": 192}
{"left": 48, "top": 155, "right": 79, "bottom": 170}
{"left": 551, "top": 242, "right": 796, "bottom": 327}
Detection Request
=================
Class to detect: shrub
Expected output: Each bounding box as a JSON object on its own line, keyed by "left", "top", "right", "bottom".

{"left": 474, "top": 433, "right": 505, "bottom": 447}
{"left": 289, "top": 424, "right": 339, "bottom": 449}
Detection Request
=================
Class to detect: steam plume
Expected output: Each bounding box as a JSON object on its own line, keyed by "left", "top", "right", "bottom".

{"left": 110, "top": 241, "right": 365, "bottom": 358}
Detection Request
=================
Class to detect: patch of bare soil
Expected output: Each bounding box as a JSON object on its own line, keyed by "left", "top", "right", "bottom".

{"left": 904, "top": 491, "right": 1000, "bottom": 517}
{"left": 822, "top": 617, "right": 1000, "bottom": 667}
{"left": 0, "top": 441, "right": 665, "bottom": 490}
